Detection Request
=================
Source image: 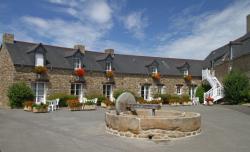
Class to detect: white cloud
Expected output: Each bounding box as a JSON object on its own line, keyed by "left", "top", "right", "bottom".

{"left": 85, "top": 0, "right": 112, "bottom": 24}
{"left": 19, "top": 16, "right": 105, "bottom": 47}
{"left": 123, "top": 11, "right": 148, "bottom": 40}
{"left": 156, "top": 0, "right": 250, "bottom": 59}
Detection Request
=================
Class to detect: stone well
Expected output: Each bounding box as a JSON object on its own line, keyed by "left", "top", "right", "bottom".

{"left": 105, "top": 109, "right": 201, "bottom": 140}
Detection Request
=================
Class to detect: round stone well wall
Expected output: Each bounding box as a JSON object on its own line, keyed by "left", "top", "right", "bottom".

{"left": 105, "top": 109, "right": 201, "bottom": 140}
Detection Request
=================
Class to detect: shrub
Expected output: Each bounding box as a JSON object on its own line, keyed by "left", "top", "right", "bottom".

{"left": 153, "top": 93, "right": 171, "bottom": 104}
{"left": 223, "top": 71, "right": 250, "bottom": 104}
{"left": 195, "top": 85, "right": 205, "bottom": 103}
{"left": 169, "top": 95, "right": 180, "bottom": 104}
{"left": 181, "top": 94, "right": 190, "bottom": 103}
{"left": 7, "top": 82, "right": 35, "bottom": 108}
{"left": 47, "top": 93, "right": 78, "bottom": 107}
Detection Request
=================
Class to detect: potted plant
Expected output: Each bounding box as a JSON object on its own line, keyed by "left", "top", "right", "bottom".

{"left": 67, "top": 99, "right": 82, "bottom": 111}
{"left": 83, "top": 100, "right": 96, "bottom": 110}
{"left": 106, "top": 71, "right": 114, "bottom": 78}
{"left": 205, "top": 96, "right": 214, "bottom": 105}
{"left": 152, "top": 72, "right": 160, "bottom": 80}
{"left": 75, "top": 68, "right": 85, "bottom": 77}
{"left": 32, "top": 103, "right": 48, "bottom": 113}
{"left": 33, "top": 66, "right": 48, "bottom": 78}
{"left": 104, "top": 99, "right": 115, "bottom": 110}
{"left": 184, "top": 75, "right": 192, "bottom": 82}
{"left": 23, "top": 101, "right": 34, "bottom": 112}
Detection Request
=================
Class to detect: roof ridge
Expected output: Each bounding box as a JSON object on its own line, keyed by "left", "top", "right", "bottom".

{"left": 14, "top": 40, "right": 202, "bottom": 61}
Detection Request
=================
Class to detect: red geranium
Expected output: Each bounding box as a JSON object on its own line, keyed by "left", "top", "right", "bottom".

{"left": 206, "top": 96, "right": 214, "bottom": 102}
{"left": 152, "top": 72, "right": 160, "bottom": 80}
{"left": 75, "top": 68, "right": 85, "bottom": 77}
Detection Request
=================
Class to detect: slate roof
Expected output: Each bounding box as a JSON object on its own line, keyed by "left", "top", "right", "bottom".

{"left": 4, "top": 40, "right": 203, "bottom": 77}
{"left": 204, "top": 32, "right": 250, "bottom": 68}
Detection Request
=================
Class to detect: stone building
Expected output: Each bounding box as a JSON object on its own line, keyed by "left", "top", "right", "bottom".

{"left": 0, "top": 33, "right": 202, "bottom": 107}
{"left": 204, "top": 14, "right": 250, "bottom": 82}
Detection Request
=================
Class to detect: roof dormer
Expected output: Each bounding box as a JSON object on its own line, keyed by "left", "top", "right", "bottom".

{"left": 146, "top": 60, "right": 160, "bottom": 74}
{"left": 27, "top": 43, "right": 47, "bottom": 67}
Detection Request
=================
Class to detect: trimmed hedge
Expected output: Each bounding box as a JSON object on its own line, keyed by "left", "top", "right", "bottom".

{"left": 7, "top": 82, "right": 34, "bottom": 108}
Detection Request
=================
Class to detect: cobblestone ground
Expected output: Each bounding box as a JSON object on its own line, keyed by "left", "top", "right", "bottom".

{"left": 0, "top": 105, "right": 250, "bottom": 152}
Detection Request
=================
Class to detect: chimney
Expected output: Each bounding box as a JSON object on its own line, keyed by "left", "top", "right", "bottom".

{"left": 74, "top": 44, "right": 85, "bottom": 54}
{"left": 247, "top": 14, "right": 250, "bottom": 33}
{"left": 105, "top": 49, "right": 114, "bottom": 56}
{"left": 2, "top": 33, "right": 14, "bottom": 44}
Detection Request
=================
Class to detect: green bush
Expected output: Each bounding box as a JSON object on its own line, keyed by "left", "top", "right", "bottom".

{"left": 195, "top": 85, "right": 205, "bottom": 103}
{"left": 154, "top": 93, "right": 171, "bottom": 104}
{"left": 7, "top": 82, "right": 35, "bottom": 108}
{"left": 47, "top": 93, "right": 77, "bottom": 107}
{"left": 181, "top": 94, "right": 190, "bottom": 103}
{"left": 223, "top": 71, "right": 250, "bottom": 104}
{"left": 169, "top": 95, "right": 180, "bottom": 104}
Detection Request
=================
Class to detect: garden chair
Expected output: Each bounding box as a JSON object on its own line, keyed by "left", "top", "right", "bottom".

{"left": 192, "top": 97, "right": 199, "bottom": 105}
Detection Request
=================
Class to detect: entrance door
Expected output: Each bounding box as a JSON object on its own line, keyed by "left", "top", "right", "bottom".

{"left": 71, "top": 83, "right": 83, "bottom": 102}
{"left": 141, "top": 85, "right": 150, "bottom": 100}
{"left": 103, "top": 84, "right": 113, "bottom": 101}
{"left": 32, "top": 82, "right": 46, "bottom": 104}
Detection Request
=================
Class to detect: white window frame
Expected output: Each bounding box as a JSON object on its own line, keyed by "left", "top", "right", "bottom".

{"left": 73, "top": 58, "right": 81, "bottom": 69}
{"left": 141, "top": 85, "right": 151, "bottom": 100}
{"left": 176, "top": 85, "right": 182, "bottom": 95}
{"left": 157, "top": 85, "right": 163, "bottom": 94}
{"left": 183, "top": 69, "right": 189, "bottom": 76}
{"left": 35, "top": 53, "right": 44, "bottom": 67}
{"left": 103, "top": 84, "right": 113, "bottom": 101}
{"left": 152, "top": 66, "right": 158, "bottom": 74}
{"left": 32, "top": 82, "right": 46, "bottom": 104}
{"left": 106, "top": 62, "right": 112, "bottom": 71}
{"left": 71, "top": 83, "right": 83, "bottom": 102}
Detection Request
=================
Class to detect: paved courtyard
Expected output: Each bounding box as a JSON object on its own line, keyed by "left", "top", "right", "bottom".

{"left": 0, "top": 105, "right": 250, "bottom": 152}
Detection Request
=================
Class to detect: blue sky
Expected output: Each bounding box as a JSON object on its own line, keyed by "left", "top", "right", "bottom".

{"left": 1, "top": 0, "right": 250, "bottom": 59}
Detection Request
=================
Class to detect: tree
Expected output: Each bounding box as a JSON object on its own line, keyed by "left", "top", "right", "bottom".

{"left": 223, "top": 71, "right": 249, "bottom": 104}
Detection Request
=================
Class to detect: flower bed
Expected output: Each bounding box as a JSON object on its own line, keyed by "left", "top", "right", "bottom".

{"left": 67, "top": 99, "right": 82, "bottom": 111}
{"left": 23, "top": 101, "right": 34, "bottom": 112}
{"left": 32, "top": 103, "right": 48, "bottom": 113}
{"left": 83, "top": 100, "right": 96, "bottom": 110}
{"left": 205, "top": 96, "right": 214, "bottom": 105}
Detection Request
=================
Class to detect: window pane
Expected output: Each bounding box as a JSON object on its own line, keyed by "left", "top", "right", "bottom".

{"left": 35, "top": 53, "right": 44, "bottom": 66}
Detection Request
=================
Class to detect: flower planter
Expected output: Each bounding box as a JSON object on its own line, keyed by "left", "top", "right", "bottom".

{"left": 83, "top": 105, "right": 96, "bottom": 110}
{"left": 69, "top": 107, "right": 82, "bottom": 111}
{"left": 24, "top": 106, "right": 33, "bottom": 112}
{"left": 106, "top": 106, "right": 115, "bottom": 110}
{"left": 101, "top": 102, "right": 107, "bottom": 108}
{"left": 32, "top": 107, "right": 48, "bottom": 113}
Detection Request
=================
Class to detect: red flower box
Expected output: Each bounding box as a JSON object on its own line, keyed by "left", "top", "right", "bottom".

{"left": 75, "top": 68, "right": 85, "bottom": 77}
{"left": 152, "top": 73, "right": 160, "bottom": 80}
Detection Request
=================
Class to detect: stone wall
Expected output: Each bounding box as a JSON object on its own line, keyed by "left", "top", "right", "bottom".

{"left": 0, "top": 44, "right": 15, "bottom": 107}
{"left": 10, "top": 67, "right": 201, "bottom": 101}
{"left": 214, "top": 54, "right": 250, "bottom": 83}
